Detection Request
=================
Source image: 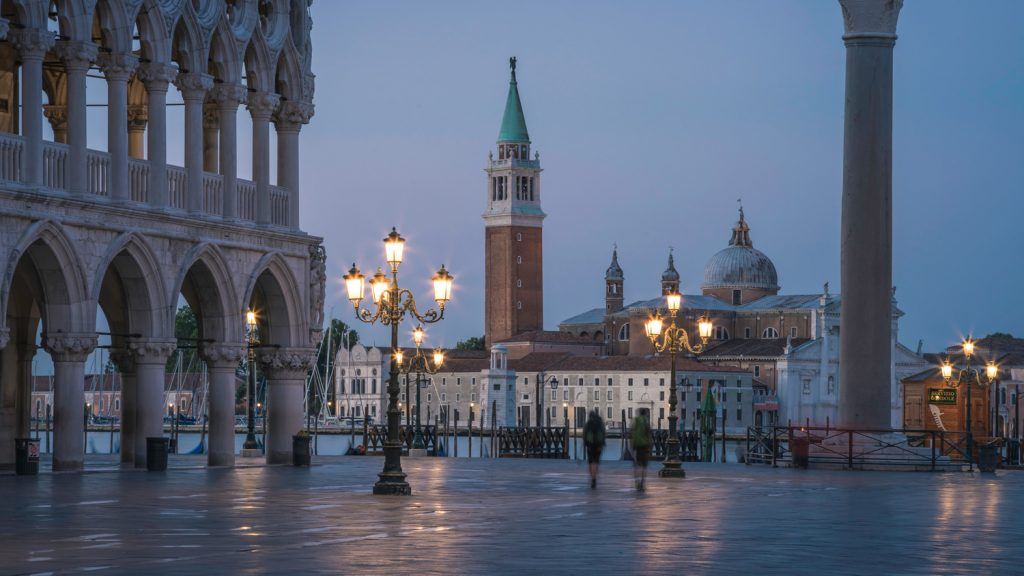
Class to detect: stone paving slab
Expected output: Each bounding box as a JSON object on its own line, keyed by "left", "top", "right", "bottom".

{"left": 0, "top": 456, "right": 1019, "bottom": 575}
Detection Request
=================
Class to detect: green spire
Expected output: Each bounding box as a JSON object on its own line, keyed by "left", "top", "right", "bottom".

{"left": 498, "top": 56, "right": 530, "bottom": 143}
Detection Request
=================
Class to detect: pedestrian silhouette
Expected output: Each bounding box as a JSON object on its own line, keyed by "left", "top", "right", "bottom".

{"left": 583, "top": 410, "right": 606, "bottom": 489}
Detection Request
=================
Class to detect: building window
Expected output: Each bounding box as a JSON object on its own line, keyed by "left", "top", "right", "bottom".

{"left": 732, "top": 290, "right": 741, "bottom": 305}
{"left": 607, "top": 406, "right": 613, "bottom": 419}
{"left": 659, "top": 407, "right": 665, "bottom": 420}
{"left": 827, "top": 375, "right": 835, "bottom": 394}
{"left": 618, "top": 323, "right": 630, "bottom": 341}
{"left": 493, "top": 384, "right": 500, "bottom": 391}
{"left": 456, "top": 393, "right": 461, "bottom": 402}
{"left": 628, "top": 407, "right": 634, "bottom": 419}
{"left": 516, "top": 255, "right": 522, "bottom": 264}
{"left": 471, "top": 393, "right": 477, "bottom": 401}
{"left": 628, "top": 378, "right": 634, "bottom": 386}
{"left": 594, "top": 378, "right": 600, "bottom": 386}
{"left": 715, "top": 326, "right": 730, "bottom": 340}
{"left": 607, "top": 390, "right": 613, "bottom": 401}
{"left": 551, "top": 390, "right": 557, "bottom": 401}
{"left": 745, "top": 327, "right": 752, "bottom": 339}
{"left": 607, "top": 378, "right": 613, "bottom": 386}
{"left": 578, "top": 378, "right": 584, "bottom": 386}
{"left": 517, "top": 301, "right": 522, "bottom": 310}
{"left": 790, "top": 326, "right": 797, "bottom": 338}
{"left": 736, "top": 409, "right": 742, "bottom": 421}
{"left": 442, "top": 378, "right": 447, "bottom": 386}
{"left": 441, "top": 393, "right": 447, "bottom": 402}
{"left": 457, "top": 378, "right": 462, "bottom": 386}
{"left": 427, "top": 393, "right": 433, "bottom": 402}
{"left": 754, "top": 365, "right": 761, "bottom": 378}
{"left": 737, "top": 392, "right": 742, "bottom": 403}
{"left": 628, "top": 391, "right": 633, "bottom": 401}
{"left": 802, "top": 379, "right": 811, "bottom": 395}
{"left": 517, "top": 279, "right": 522, "bottom": 288}
{"left": 659, "top": 391, "right": 665, "bottom": 401}
{"left": 643, "top": 378, "right": 649, "bottom": 386}
{"left": 516, "top": 232, "right": 522, "bottom": 242}
{"left": 762, "top": 327, "right": 779, "bottom": 339}
{"left": 563, "top": 389, "right": 569, "bottom": 401}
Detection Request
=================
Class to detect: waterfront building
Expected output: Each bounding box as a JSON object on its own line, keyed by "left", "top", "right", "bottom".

{"left": 0, "top": 0, "right": 321, "bottom": 471}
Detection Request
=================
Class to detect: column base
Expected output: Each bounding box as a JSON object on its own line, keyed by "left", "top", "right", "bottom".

{"left": 373, "top": 472, "right": 412, "bottom": 496}
{"left": 240, "top": 448, "right": 263, "bottom": 458}
{"left": 659, "top": 461, "right": 686, "bottom": 478}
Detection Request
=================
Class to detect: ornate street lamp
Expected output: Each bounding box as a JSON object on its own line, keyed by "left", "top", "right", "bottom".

{"left": 243, "top": 310, "right": 260, "bottom": 453}
{"left": 397, "top": 325, "right": 446, "bottom": 451}
{"left": 344, "top": 227, "right": 453, "bottom": 495}
{"left": 940, "top": 337, "right": 999, "bottom": 464}
{"left": 643, "top": 290, "right": 712, "bottom": 478}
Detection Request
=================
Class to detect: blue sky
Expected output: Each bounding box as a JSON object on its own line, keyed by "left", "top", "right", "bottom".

{"left": 298, "top": 1, "right": 1023, "bottom": 353}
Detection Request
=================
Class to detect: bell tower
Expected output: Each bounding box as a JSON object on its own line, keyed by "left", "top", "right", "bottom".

{"left": 484, "top": 57, "right": 545, "bottom": 346}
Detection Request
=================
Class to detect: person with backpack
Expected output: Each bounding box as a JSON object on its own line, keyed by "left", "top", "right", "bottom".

{"left": 631, "top": 408, "right": 652, "bottom": 491}
{"left": 583, "top": 410, "right": 606, "bottom": 489}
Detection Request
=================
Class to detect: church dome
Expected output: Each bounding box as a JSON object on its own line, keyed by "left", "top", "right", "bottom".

{"left": 701, "top": 209, "right": 779, "bottom": 292}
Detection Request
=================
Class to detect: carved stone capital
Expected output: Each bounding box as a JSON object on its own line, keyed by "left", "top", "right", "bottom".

{"left": 137, "top": 62, "right": 178, "bottom": 91}
{"left": 199, "top": 342, "right": 247, "bottom": 368}
{"left": 839, "top": 0, "right": 902, "bottom": 39}
{"left": 127, "top": 105, "right": 148, "bottom": 130}
{"left": 209, "top": 83, "right": 248, "bottom": 110}
{"left": 274, "top": 100, "right": 314, "bottom": 130}
{"left": 108, "top": 348, "right": 135, "bottom": 374}
{"left": 43, "top": 105, "right": 67, "bottom": 129}
{"left": 43, "top": 333, "right": 98, "bottom": 363}
{"left": 174, "top": 72, "right": 214, "bottom": 101}
{"left": 126, "top": 338, "right": 177, "bottom": 365}
{"left": 53, "top": 40, "right": 97, "bottom": 70}
{"left": 0, "top": 327, "right": 9, "bottom": 350}
{"left": 97, "top": 52, "right": 139, "bottom": 81}
{"left": 9, "top": 29, "right": 55, "bottom": 59}
{"left": 257, "top": 346, "right": 315, "bottom": 380}
{"left": 246, "top": 91, "right": 280, "bottom": 120}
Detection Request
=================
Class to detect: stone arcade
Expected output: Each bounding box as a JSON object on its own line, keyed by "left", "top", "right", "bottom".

{"left": 0, "top": 0, "right": 322, "bottom": 471}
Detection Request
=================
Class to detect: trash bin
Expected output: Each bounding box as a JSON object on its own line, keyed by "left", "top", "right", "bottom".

{"left": 293, "top": 435, "right": 311, "bottom": 467}
{"left": 14, "top": 438, "right": 39, "bottom": 476}
{"left": 1006, "top": 439, "right": 1021, "bottom": 466}
{"left": 791, "top": 437, "right": 809, "bottom": 469}
{"left": 977, "top": 444, "right": 999, "bottom": 473}
{"left": 146, "top": 437, "right": 169, "bottom": 471}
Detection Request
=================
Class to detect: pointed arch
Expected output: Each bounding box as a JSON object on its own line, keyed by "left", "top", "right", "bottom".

{"left": 273, "top": 40, "right": 301, "bottom": 102}
{"left": 170, "top": 4, "right": 207, "bottom": 73}
{"left": 129, "top": 0, "right": 171, "bottom": 64}
{"left": 91, "top": 0, "right": 132, "bottom": 54}
{"left": 242, "top": 31, "right": 273, "bottom": 92}
{"left": 244, "top": 252, "right": 304, "bottom": 348}
{"left": 173, "top": 242, "right": 241, "bottom": 344}
{"left": 51, "top": 0, "right": 92, "bottom": 42}
{"left": 207, "top": 17, "right": 241, "bottom": 84}
{"left": 92, "top": 232, "right": 170, "bottom": 342}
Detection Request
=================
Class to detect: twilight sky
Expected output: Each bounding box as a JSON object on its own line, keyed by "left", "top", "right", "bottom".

{"left": 299, "top": 0, "right": 1022, "bottom": 353}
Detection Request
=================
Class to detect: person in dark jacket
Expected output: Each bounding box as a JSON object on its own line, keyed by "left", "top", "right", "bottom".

{"left": 583, "top": 410, "right": 606, "bottom": 489}
{"left": 632, "top": 409, "right": 652, "bottom": 491}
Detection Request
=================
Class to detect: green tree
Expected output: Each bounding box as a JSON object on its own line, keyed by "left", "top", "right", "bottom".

{"left": 456, "top": 336, "right": 485, "bottom": 351}
{"left": 985, "top": 332, "right": 1015, "bottom": 339}
{"left": 168, "top": 305, "right": 199, "bottom": 372}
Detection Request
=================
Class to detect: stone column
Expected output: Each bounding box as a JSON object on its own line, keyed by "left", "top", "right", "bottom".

{"left": 42, "top": 105, "right": 67, "bottom": 143}
{"left": 109, "top": 348, "right": 136, "bottom": 466}
{"left": 127, "top": 339, "right": 175, "bottom": 468}
{"left": 127, "top": 105, "right": 147, "bottom": 159}
{"left": 258, "top": 347, "right": 314, "bottom": 465}
{"left": 54, "top": 41, "right": 97, "bottom": 195}
{"left": 209, "top": 84, "right": 247, "bottom": 221}
{"left": 174, "top": 73, "right": 213, "bottom": 215}
{"left": 247, "top": 92, "right": 280, "bottom": 226}
{"left": 97, "top": 53, "right": 138, "bottom": 203}
{"left": 837, "top": 0, "right": 903, "bottom": 429}
{"left": 43, "top": 334, "right": 97, "bottom": 471}
{"left": 200, "top": 343, "right": 245, "bottom": 467}
{"left": 274, "top": 101, "right": 313, "bottom": 231}
{"left": 203, "top": 103, "right": 219, "bottom": 172}
{"left": 137, "top": 63, "right": 177, "bottom": 209}
{"left": 10, "top": 29, "right": 55, "bottom": 186}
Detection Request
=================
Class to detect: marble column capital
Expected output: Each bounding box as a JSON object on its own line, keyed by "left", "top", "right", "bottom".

{"left": 247, "top": 91, "right": 280, "bottom": 121}
{"left": 137, "top": 62, "right": 178, "bottom": 92}
{"left": 209, "top": 83, "right": 248, "bottom": 110}
{"left": 839, "top": 0, "right": 902, "bottom": 41}
{"left": 53, "top": 40, "right": 97, "bottom": 70}
{"left": 199, "top": 342, "right": 247, "bottom": 369}
{"left": 257, "top": 346, "right": 315, "bottom": 380}
{"left": 43, "top": 104, "right": 67, "bottom": 126}
{"left": 97, "top": 52, "right": 139, "bottom": 81}
{"left": 43, "top": 333, "right": 98, "bottom": 363}
{"left": 127, "top": 105, "right": 149, "bottom": 130}
{"left": 126, "top": 338, "right": 177, "bottom": 365}
{"left": 274, "top": 100, "right": 314, "bottom": 131}
{"left": 9, "top": 28, "right": 55, "bottom": 59}
{"left": 174, "top": 72, "right": 214, "bottom": 101}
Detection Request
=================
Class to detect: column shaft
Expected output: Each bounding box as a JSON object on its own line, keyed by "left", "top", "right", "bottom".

{"left": 184, "top": 96, "right": 204, "bottom": 213}
{"left": 203, "top": 104, "right": 219, "bottom": 172}
{"left": 133, "top": 361, "right": 165, "bottom": 467}
{"left": 52, "top": 359, "right": 86, "bottom": 471}
{"left": 56, "top": 41, "right": 97, "bottom": 195}
{"left": 248, "top": 93, "right": 279, "bottom": 226}
{"left": 277, "top": 128, "right": 300, "bottom": 230}
{"left": 208, "top": 366, "right": 237, "bottom": 466}
{"left": 119, "top": 370, "right": 136, "bottom": 465}
{"left": 139, "top": 64, "right": 176, "bottom": 209}
{"left": 266, "top": 378, "right": 304, "bottom": 464}
{"left": 20, "top": 54, "right": 44, "bottom": 185}
{"left": 220, "top": 106, "right": 238, "bottom": 219}
{"left": 99, "top": 54, "right": 136, "bottom": 203}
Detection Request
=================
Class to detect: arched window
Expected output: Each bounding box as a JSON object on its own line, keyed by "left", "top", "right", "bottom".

{"left": 715, "top": 326, "right": 730, "bottom": 340}
{"left": 618, "top": 323, "right": 630, "bottom": 341}
{"left": 762, "top": 327, "right": 779, "bottom": 339}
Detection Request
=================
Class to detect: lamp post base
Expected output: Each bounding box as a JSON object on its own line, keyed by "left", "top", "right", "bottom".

{"left": 659, "top": 460, "right": 686, "bottom": 478}
{"left": 373, "top": 471, "right": 412, "bottom": 495}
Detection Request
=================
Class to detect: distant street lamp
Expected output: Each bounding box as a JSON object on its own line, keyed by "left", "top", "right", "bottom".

{"left": 398, "top": 325, "right": 446, "bottom": 451}
{"left": 941, "top": 337, "right": 999, "bottom": 464}
{"left": 644, "top": 290, "right": 712, "bottom": 478}
{"left": 344, "top": 227, "right": 453, "bottom": 495}
{"left": 535, "top": 373, "right": 558, "bottom": 427}
{"left": 243, "top": 310, "right": 260, "bottom": 453}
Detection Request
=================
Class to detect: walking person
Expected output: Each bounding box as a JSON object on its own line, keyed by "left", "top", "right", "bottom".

{"left": 632, "top": 408, "right": 652, "bottom": 491}
{"left": 583, "top": 410, "right": 606, "bottom": 489}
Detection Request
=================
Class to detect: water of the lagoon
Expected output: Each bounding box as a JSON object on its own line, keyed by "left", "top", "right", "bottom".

{"left": 34, "top": 431, "right": 749, "bottom": 463}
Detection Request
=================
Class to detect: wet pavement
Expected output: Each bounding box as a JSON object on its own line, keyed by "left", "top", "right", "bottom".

{"left": 0, "top": 456, "right": 1020, "bottom": 575}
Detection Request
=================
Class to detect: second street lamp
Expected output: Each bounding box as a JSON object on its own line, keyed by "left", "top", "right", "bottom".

{"left": 398, "top": 325, "right": 446, "bottom": 453}
{"left": 940, "top": 337, "right": 999, "bottom": 465}
{"left": 344, "top": 227, "right": 453, "bottom": 496}
{"left": 643, "top": 290, "right": 712, "bottom": 478}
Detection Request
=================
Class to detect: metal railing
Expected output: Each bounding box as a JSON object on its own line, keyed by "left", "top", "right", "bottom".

{"left": 363, "top": 424, "right": 441, "bottom": 456}
{"left": 0, "top": 133, "right": 292, "bottom": 228}
{"left": 497, "top": 426, "right": 569, "bottom": 459}
{"left": 745, "top": 425, "right": 971, "bottom": 471}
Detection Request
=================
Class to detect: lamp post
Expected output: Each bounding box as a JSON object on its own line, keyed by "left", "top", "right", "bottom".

{"left": 643, "top": 291, "right": 712, "bottom": 478}
{"left": 940, "top": 338, "right": 998, "bottom": 465}
{"left": 397, "top": 325, "right": 446, "bottom": 452}
{"left": 535, "top": 373, "right": 558, "bottom": 428}
{"left": 344, "top": 227, "right": 454, "bottom": 495}
{"left": 243, "top": 310, "right": 260, "bottom": 453}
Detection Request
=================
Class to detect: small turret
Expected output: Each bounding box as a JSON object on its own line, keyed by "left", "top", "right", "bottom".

{"left": 661, "top": 248, "right": 680, "bottom": 295}
{"left": 605, "top": 246, "right": 624, "bottom": 314}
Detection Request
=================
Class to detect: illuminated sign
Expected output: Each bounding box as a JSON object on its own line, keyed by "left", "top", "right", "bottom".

{"left": 928, "top": 388, "right": 957, "bottom": 405}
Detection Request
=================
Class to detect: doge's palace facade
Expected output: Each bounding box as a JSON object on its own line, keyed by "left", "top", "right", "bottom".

{"left": 0, "top": 0, "right": 323, "bottom": 471}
